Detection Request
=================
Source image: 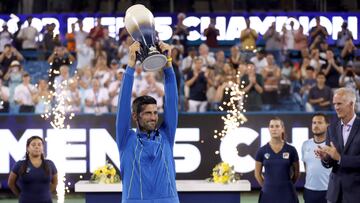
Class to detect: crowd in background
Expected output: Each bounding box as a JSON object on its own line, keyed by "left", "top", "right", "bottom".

{"left": 0, "top": 14, "right": 358, "bottom": 114}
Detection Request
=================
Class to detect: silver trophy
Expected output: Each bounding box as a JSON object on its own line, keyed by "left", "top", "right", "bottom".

{"left": 124, "top": 4, "right": 167, "bottom": 72}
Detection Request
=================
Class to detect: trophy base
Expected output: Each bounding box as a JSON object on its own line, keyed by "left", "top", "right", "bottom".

{"left": 142, "top": 54, "right": 168, "bottom": 72}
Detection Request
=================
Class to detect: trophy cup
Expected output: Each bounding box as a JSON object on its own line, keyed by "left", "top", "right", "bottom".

{"left": 124, "top": 4, "right": 167, "bottom": 72}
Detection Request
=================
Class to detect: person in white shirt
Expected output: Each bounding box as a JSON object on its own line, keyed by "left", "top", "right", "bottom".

{"left": 54, "top": 65, "right": 70, "bottom": 93}
{"left": 74, "top": 20, "right": 88, "bottom": 48}
{"left": 0, "top": 78, "right": 9, "bottom": 112}
{"left": 65, "top": 78, "right": 81, "bottom": 113}
{"left": 84, "top": 79, "right": 109, "bottom": 114}
{"left": 117, "top": 35, "right": 133, "bottom": 67}
{"left": 132, "top": 64, "right": 144, "bottom": 102}
{"left": 198, "top": 43, "right": 215, "bottom": 70}
{"left": 302, "top": 113, "right": 331, "bottom": 203}
{"left": 250, "top": 50, "right": 268, "bottom": 73}
{"left": 139, "top": 72, "right": 165, "bottom": 112}
{"left": 14, "top": 73, "right": 37, "bottom": 112}
{"left": 0, "top": 24, "right": 13, "bottom": 52}
{"left": 108, "top": 68, "right": 124, "bottom": 113}
{"left": 76, "top": 37, "right": 95, "bottom": 69}
{"left": 17, "top": 17, "right": 39, "bottom": 50}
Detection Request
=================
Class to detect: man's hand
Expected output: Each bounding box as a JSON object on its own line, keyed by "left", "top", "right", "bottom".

{"left": 159, "top": 41, "right": 172, "bottom": 58}
{"left": 128, "top": 41, "right": 141, "bottom": 67}
{"left": 315, "top": 142, "right": 341, "bottom": 161}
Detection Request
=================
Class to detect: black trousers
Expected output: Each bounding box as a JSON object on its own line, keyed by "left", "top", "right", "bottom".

{"left": 303, "top": 188, "right": 327, "bottom": 203}
{"left": 19, "top": 105, "right": 35, "bottom": 113}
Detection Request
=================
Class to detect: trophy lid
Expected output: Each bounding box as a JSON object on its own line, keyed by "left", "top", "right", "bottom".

{"left": 124, "top": 4, "right": 155, "bottom": 35}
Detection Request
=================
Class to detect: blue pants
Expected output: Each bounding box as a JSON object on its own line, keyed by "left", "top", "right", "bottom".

{"left": 303, "top": 188, "right": 327, "bottom": 203}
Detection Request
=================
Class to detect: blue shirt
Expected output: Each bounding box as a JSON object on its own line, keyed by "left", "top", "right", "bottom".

{"left": 12, "top": 159, "right": 57, "bottom": 203}
{"left": 116, "top": 66, "right": 179, "bottom": 203}
{"left": 302, "top": 138, "right": 331, "bottom": 190}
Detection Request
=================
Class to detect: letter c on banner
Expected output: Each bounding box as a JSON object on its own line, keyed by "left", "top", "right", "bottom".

{"left": 219, "top": 127, "right": 258, "bottom": 173}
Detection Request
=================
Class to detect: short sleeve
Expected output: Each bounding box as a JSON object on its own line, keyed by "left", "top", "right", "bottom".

{"left": 11, "top": 160, "right": 25, "bottom": 175}
{"left": 255, "top": 148, "right": 264, "bottom": 163}
{"left": 290, "top": 145, "right": 299, "bottom": 163}
{"left": 46, "top": 160, "right": 58, "bottom": 175}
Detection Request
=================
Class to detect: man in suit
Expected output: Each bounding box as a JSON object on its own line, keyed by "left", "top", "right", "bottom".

{"left": 315, "top": 87, "right": 360, "bottom": 203}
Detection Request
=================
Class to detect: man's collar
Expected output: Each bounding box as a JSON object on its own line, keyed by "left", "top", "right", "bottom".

{"left": 341, "top": 114, "right": 356, "bottom": 127}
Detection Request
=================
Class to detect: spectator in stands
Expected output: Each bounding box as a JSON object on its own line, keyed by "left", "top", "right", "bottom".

{"left": 17, "top": 17, "right": 39, "bottom": 50}
{"left": 339, "top": 62, "right": 360, "bottom": 111}
{"left": 340, "top": 37, "right": 357, "bottom": 66}
{"left": 0, "top": 78, "right": 9, "bottom": 113}
{"left": 250, "top": 49, "right": 268, "bottom": 73}
{"left": 12, "top": 21, "right": 22, "bottom": 51}
{"left": 54, "top": 65, "right": 70, "bottom": 91}
{"left": 214, "top": 50, "right": 226, "bottom": 75}
{"left": 117, "top": 35, "right": 132, "bottom": 67}
{"left": 84, "top": 78, "right": 109, "bottom": 114}
{"left": 173, "top": 13, "right": 189, "bottom": 53}
{"left": 214, "top": 63, "right": 237, "bottom": 111}
{"left": 109, "top": 59, "right": 120, "bottom": 82}
{"left": 3, "top": 60, "right": 23, "bottom": 113}
{"left": 14, "top": 72, "right": 37, "bottom": 113}
{"left": 263, "top": 22, "right": 282, "bottom": 66}
{"left": 228, "top": 45, "right": 241, "bottom": 70}
{"left": 309, "top": 16, "right": 328, "bottom": 49}
{"left": 34, "top": 79, "right": 51, "bottom": 114}
{"left": 171, "top": 35, "right": 184, "bottom": 56}
{"left": 93, "top": 55, "right": 111, "bottom": 87}
{"left": 204, "top": 18, "right": 219, "bottom": 48}
{"left": 118, "top": 27, "right": 129, "bottom": 45}
{"left": 42, "top": 23, "right": 56, "bottom": 54}
{"left": 94, "top": 40, "right": 107, "bottom": 59}
{"left": 198, "top": 43, "right": 215, "bottom": 69}
{"left": 109, "top": 68, "right": 124, "bottom": 113}
{"left": 240, "top": 18, "right": 258, "bottom": 51}
{"left": 170, "top": 47, "right": 182, "bottom": 93}
{"left": 309, "top": 48, "right": 325, "bottom": 73}
{"left": 78, "top": 68, "right": 93, "bottom": 91}
{"left": 74, "top": 20, "right": 88, "bottom": 48}
{"left": 65, "top": 78, "right": 81, "bottom": 113}
{"left": 76, "top": 36, "right": 95, "bottom": 70}
{"left": 298, "top": 66, "right": 317, "bottom": 108}
{"left": 65, "top": 23, "right": 76, "bottom": 52}
{"left": 181, "top": 46, "right": 197, "bottom": 74}
{"left": 0, "top": 44, "right": 24, "bottom": 78}
{"left": 102, "top": 27, "right": 118, "bottom": 63}
{"left": 307, "top": 72, "right": 332, "bottom": 112}
{"left": 261, "top": 54, "right": 281, "bottom": 110}
{"left": 89, "top": 18, "right": 105, "bottom": 42}
{"left": 281, "top": 22, "right": 295, "bottom": 51}
{"left": 185, "top": 57, "right": 209, "bottom": 112}
{"left": 47, "top": 46, "right": 75, "bottom": 88}
{"left": 294, "top": 25, "right": 308, "bottom": 51}
{"left": 0, "top": 24, "right": 13, "bottom": 53}
{"left": 132, "top": 63, "right": 144, "bottom": 102}
{"left": 336, "top": 21, "right": 353, "bottom": 51}
{"left": 139, "top": 72, "right": 165, "bottom": 112}
{"left": 321, "top": 49, "right": 343, "bottom": 88}
{"left": 241, "top": 63, "right": 264, "bottom": 111}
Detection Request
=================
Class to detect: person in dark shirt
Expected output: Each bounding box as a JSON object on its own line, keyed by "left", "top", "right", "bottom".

{"left": 204, "top": 18, "right": 219, "bottom": 48}
{"left": 8, "top": 136, "right": 58, "bottom": 203}
{"left": 308, "top": 72, "right": 333, "bottom": 111}
{"left": 254, "top": 117, "right": 300, "bottom": 203}
{"left": 241, "top": 62, "right": 264, "bottom": 111}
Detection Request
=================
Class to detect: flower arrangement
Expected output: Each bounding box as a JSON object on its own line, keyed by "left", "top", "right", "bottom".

{"left": 208, "top": 162, "right": 236, "bottom": 184}
{"left": 90, "top": 162, "right": 121, "bottom": 184}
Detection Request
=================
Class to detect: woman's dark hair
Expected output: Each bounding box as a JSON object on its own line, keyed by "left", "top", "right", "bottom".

{"left": 269, "top": 117, "right": 286, "bottom": 141}
{"left": 132, "top": 95, "right": 157, "bottom": 116}
{"left": 19, "top": 136, "right": 50, "bottom": 176}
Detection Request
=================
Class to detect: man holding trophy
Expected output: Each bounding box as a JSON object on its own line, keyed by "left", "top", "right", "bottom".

{"left": 116, "top": 4, "right": 179, "bottom": 203}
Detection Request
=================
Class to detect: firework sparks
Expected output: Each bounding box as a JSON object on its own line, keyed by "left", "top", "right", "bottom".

{"left": 214, "top": 70, "right": 248, "bottom": 152}
{"left": 41, "top": 72, "right": 78, "bottom": 203}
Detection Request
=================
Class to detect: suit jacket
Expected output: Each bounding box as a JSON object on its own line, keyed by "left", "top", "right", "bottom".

{"left": 322, "top": 117, "right": 360, "bottom": 203}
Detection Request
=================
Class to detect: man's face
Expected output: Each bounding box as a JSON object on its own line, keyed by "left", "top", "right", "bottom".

{"left": 135, "top": 104, "right": 158, "bottom": 132}
{"left": 312, "top": 116, "right": 327, "bottom": 136}
{"left": 333, "top": 93, "right": 354, "bottom": 120}
{"left": 316, "top": 75, "right": 326, "bottom": 85}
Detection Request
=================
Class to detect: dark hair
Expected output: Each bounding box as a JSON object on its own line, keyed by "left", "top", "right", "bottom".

{"left": 269, "top": 117, "right": 286, "bottom": 140}
{"left": 4, "top": 44, "right": 12, "bottom": 49}
{"left": 19, "top": 136, "right": 50, "bottom": 176}
{"left": 316, "top": 72, "right": 326, "bottom": 78}
{"left": 312, "top": 113, "right": 329, "bottom": 124}
{"left": 305, "top": 66, "right": 315, "bottom": 71}
{"left": 132, "top": 95, "right": 157, "bottom": 116}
